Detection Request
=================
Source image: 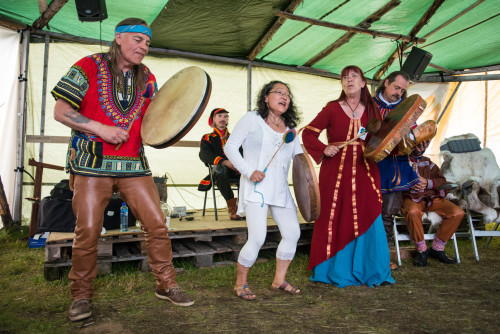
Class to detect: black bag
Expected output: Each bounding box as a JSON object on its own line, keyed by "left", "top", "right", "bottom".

{"left": 37, "top": 196, "right": 76, "bottom": 233}
{"left": 37, "top": 181, "right": 137, "bottom": 233}
{"left": 50, "top": 179, "right": 73, "bottom": 200}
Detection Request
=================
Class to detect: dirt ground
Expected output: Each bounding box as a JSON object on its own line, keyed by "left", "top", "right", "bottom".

{"left": 65, "top": 246, "right": 499, "bottom": 334}
{"left": 1, "top": 235, "right": 499, "bottom": 334}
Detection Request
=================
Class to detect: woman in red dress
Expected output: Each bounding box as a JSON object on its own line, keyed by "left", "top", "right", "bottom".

{"left": 302, "top": 65, "right": 395, "bottom": 287}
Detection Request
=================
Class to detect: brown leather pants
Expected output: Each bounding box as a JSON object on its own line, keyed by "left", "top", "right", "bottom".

{"left": 401, "top": 197, "right": 464, "bottom": 243}
{"left": 69, "top": 175, "right": 177, "bottom": 300}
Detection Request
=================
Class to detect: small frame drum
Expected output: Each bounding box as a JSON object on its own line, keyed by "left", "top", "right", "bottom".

{"left": 292, "top": 153, "right": 320, "bottom": 222}
{"left": 141, "top": 66, "right": 212, "bottom": 148}
{"left": 364, "top": 94, "right": 427, "bottom": 162}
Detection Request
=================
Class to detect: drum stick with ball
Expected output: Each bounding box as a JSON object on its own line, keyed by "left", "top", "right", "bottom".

{"left": 262, "top": 129, "right": 296, "bottom": 173}
{"left": 253, "top": 129, "right": 296, "bottom": 207}
{"left": 337, "top": 127, "right": 366, "bottom": 149}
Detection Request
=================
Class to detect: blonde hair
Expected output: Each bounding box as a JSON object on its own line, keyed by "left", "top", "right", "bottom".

{"left": 107, "top": 18, "right": 148, "bottom": 92}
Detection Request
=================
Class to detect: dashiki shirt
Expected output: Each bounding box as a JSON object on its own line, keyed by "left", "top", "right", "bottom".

{"left": 51, "top": 53, "right": 157, "bottom": 177}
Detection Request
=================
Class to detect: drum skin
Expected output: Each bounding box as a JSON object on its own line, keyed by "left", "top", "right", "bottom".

{"left": 141, "top": 66, "right": 212, "bottom": 148}
{"left": 364, "top": 94, "right": 427, "bottom": 163}
{"left": 292, "top": 153, "right": 320, "bottom": 222}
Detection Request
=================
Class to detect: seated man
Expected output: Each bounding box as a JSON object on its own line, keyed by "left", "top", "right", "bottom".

{"left": 401, "top": 156, "right": 465, "bottom": 266}
{"left": 199, "top": 108, "right": 242, "bottom": 220}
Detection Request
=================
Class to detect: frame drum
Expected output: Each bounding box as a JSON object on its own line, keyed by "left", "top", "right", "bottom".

{"left": 364, "top": 94, "right": 427, "bottom": 162}
{"left": 292, "top": 153, "right": 320, "bottom": 222}
{"left": 141, "top": 66, "right": 212, "bottom": 148}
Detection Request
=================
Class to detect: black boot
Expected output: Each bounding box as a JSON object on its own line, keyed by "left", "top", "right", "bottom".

{"left": 428, "top": 248, "right": 457, "bottom": 264}
{"left": 413, "top": 250, "right": 428, "bottom": 267}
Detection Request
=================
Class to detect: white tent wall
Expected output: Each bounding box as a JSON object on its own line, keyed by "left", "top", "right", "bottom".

{"left": 0, "top": 27, "right": 21, "bottom": 213}
{"left": 12, "top": 40, "right": 500, "bottom": 223}
{"left": 410, "top": 75, "right": 500, "bottom": 165}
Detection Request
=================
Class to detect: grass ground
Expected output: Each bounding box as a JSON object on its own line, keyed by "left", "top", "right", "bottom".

{"left": 0, "top": 227, "right": 499, "bottom": 334}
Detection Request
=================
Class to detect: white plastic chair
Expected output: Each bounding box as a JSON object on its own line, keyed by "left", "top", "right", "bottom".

{"left": 393, "top": 214, "right": 460, "bottom": 266}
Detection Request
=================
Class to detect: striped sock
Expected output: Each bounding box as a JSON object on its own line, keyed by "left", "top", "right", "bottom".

{"left": 432, "top": 236, "right": 447, "bottom": 251}
{"left": 415, "top": 240, "right": 427, "bottom": 252}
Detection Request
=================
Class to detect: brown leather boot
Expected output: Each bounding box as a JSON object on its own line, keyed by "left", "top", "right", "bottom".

{"left": 227, "top": 198, "right": 242, "bottom": 220}
{"left": 397, "top": 120, "right": 437, "bottom": 155}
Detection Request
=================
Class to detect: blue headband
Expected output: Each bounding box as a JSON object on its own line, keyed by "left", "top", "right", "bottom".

{"left": 115, "top": 25, "right": 152, "bottom": 39}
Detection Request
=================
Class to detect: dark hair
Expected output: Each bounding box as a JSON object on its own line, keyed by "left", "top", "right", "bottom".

{"left": 375, "top": 71, "right": 410, "bottom": 99}
{"left": 333, "top": 65, "right": 381, "bottom": 121}
{"left": 256, "top": 81, "right": 300, "bottom": 128}
{"left": 108, "top": 18, "right": 149, "bottom": 91}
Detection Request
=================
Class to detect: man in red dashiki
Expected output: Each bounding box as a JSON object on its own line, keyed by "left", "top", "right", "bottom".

{"left": 52, "top": 18, "right": 194, "bottom": 322}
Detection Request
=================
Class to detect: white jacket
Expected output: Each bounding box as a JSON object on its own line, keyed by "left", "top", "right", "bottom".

{"left": 224, "top": 111, "right": 303, "bottom": 215}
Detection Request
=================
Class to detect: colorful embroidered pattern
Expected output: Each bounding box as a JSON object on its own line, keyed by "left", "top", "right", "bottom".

{"left": 68, "top": 133, "right": 151, "bottom": 177}
{"left": 91, "top": 53, "right": 145, "bottom": 130}
{"left": 51, "top": 65, "right": 89, "bottom": 109}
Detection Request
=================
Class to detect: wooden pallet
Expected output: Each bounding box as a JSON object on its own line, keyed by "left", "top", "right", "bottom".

{"left": 43, "top": 210, "right": 314, "bottom": 280}
{"left": 44, "top": 232, "right": 148, "bottom": 281}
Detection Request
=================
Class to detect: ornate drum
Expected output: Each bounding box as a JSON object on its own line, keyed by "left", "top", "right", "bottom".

{"left": 364, "top": 94, "right": 427, "bottom": 162}
{"left": 141, "top": 66, "right": 212, "bottom": 148}
{"left": 292, "top": 153, "right": 320, "bottom": 222}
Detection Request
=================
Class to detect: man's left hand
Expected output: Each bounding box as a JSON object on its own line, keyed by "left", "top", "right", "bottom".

{"left": 411, "top": 176, "right": 428, "bottom": 191}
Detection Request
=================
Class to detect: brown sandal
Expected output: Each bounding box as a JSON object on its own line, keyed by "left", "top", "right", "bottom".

{"left": 233, "top": 284, "right": 256, "bottom": 300}
{"left": 271, "top": 281, "right": 301, "bottom": 295}
{"left": 390, "top": 262, "right": 398, "bottom": 270}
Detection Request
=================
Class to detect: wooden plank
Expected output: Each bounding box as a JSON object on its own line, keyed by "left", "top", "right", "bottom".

{"left": 259, "top": 0, "right": 350, "bottom": 61}
{"left": 0, "top": 176, "right": 15, "bottom": 229}
{"left": 248, "top": 0, "right": 304, "bottom": 60}
{"left": 182, "top": 239, "right": 216, "bottom": 255}
{"left": 232, "top": 233, "right": 247, "bottom": 246}
{"left": 0, "top": 18, "right": 27, "bottom": 30}
{"left": 219, "top": 238, "right": 242, "bottom": 251}
{"left": 25, "top": 135, "right": 200, "bottom": 148}
{"left": 305, "top": 0, "right": 401, "bottom": 66}
{"left": 195, "top": 254, "right": 213, "bottom": 267}
{"left": 171, "top": 240, "right": 196, "bottom": 257}
{"left": 276, "top": 10, "right": 425, "bottom": 44}
{"left": 32, "top": 0, "right": 69, "bottom": 30}
{"left": 97, "top": 241, "right": 113, "bottom": 257}
{"left": 208, "top": 239, "right": 233, "bottom": 252}
{"left": 373, "top": 0, "right": 445, "bottom": 80}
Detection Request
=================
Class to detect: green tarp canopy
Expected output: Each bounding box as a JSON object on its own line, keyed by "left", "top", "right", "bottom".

{"left": 1, "top": 0, "right": 499, "bottom": 80}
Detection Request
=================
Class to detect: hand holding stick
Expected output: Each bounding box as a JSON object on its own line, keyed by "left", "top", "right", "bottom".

{"left": 337, "top": 128, "right": 366, "bottom": 149}
{"left": 115, "top": 98, "right": 144, "bottom": 151}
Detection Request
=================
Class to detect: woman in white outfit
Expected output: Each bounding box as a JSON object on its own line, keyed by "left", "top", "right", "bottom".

{"left": 224, "top": 81, "right": 303, "bottom": 300}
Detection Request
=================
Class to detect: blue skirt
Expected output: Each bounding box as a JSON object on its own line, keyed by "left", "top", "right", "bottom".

{"left": 310, "top": 215, "right": 395, "bottom": 288}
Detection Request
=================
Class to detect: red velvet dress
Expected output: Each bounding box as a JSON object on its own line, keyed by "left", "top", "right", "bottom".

{"left": 302, "top": 101, "right": 383, "bottom": 271}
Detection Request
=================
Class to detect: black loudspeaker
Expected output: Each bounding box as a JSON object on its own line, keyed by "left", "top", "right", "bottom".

{"left": 75, "top": 0, "right": 108, "bottom": 22}
{"left": 401, "top": 47, "right": 432, "bottom": 81}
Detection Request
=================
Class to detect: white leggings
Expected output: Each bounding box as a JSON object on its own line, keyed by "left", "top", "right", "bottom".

{"left": 238, "top": 201, "right": 301, "bottom": 268}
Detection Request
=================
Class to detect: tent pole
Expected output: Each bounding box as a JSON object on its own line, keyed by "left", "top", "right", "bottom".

{"left": 12, "top": 29, "right": 30, "bottom": 223}
{"left": 39, "top": 34, "right": 50, "bottom": 163}
{"left": 436, "top": 82, "right": 461, "bottom": 125}
{"left": 484, "top": 73, "right": 488, "bottom": 147}
{"left": 247, "top": 63, "right": 252, "bottom": 112}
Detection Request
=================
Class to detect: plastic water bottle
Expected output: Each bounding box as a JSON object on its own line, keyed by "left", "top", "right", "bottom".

{"left": 120, "top": 203, "right": 128, "bottom": 232}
